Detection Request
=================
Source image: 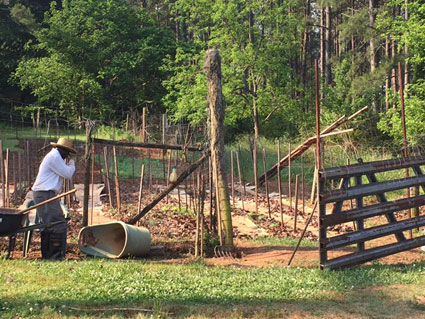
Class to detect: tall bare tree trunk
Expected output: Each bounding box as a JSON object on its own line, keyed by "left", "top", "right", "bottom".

{"left": 385, "top": 36, "right": 390, "bottom": 111}
{"left": 320, "top": 7, "right": 325, "bottom": 80}
{"left": 369, "top": 0, "right": 378, "bottom": 112}
{"left": 205, "top": 49, "right": 233, "bottom": 248}
{"left": 325, "top": 5, "right": 332, "bottom": 85}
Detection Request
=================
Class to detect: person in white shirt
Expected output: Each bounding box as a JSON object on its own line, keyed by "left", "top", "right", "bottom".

{"left": 32, "top": 137, "right": 76, "bottom": 260}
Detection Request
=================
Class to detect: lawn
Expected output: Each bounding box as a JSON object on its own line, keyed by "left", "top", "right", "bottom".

{"left": 1, "top": 258, "right": 425, "bottom": 318}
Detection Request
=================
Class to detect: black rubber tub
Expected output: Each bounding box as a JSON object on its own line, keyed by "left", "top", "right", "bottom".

{"left": 0, "top": 208, "right": 29, "bottom": 236}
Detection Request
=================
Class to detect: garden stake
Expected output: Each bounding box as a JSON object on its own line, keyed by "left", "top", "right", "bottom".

{"left": 253, "top": 142, "right": 259, "bottom": 214}
{"left": 26, "top": 140, "right": 31, "bottom": 185}
{"left": 113, "top": 146, "right": 121, "bottom": 213}
{"left": 277, "top": 139, "right": 283, "bottom": 227}
{"left": 90, "top": 143, "right": 95, "bottom": 225}
{"left": 5, "top": 148, "right": 9, "bottom": 207}
{"left": 103, "top": 146, "right": 113, "bottom": 207}
{"left": 231, "top": 151, "right": 234, "bottom": 206}
{"left": 137, "top": 164, "right": 145, "bottom": 216}
{"left": 301, "top": 156, "right": 305, "bottom": 216}
{"left": 262, "top": 148, "right": 271, "bottom": 218}
{"left": 399, "top": 61, "right": 412, "bottom": 239}
{"left": 0, "top": 140, "right": 4, "bottom": 207}
{"left": 287, "top": 201, "right": 317, "bottom": 266}
{"left": 236, "top": 151, "right": 245, "bottom": 210}
{"left": 166, "top": 152, "right": 171, "bottom": 204}
{"left": 18, "top": 152, "right": 22, "bottom": 199}
{"left": 208, "top": 157, "right": 214, "bottom": 230}
{"left": 288, "top": 142, "right": 292, "bottom": 211}
{"left": 294, "top": 174, "right": 299, "bottom": 231}
{"left": 12, "top": 153, "right": 16, "bottom": 202}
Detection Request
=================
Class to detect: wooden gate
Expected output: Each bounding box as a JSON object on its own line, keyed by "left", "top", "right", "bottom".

{"left": 319, "top": 155, "right": 425, "bottom": 269}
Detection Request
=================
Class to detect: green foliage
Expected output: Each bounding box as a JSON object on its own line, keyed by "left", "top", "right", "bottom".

{"left": 12, "top": 0, "right": 174, "bottom": 125}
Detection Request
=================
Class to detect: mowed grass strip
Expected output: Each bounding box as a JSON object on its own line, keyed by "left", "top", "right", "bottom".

{"left": 1, "top": 259, "right": 425, "bottom": 318}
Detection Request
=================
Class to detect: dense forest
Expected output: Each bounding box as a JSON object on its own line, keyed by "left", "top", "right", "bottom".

{"left": 1, "top": 0, "right": 424, "bottom": 146}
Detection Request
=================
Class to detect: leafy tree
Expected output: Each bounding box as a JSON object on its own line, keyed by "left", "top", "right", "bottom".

{"left": 13, "top": 0, "right": 174, "bottom": 125}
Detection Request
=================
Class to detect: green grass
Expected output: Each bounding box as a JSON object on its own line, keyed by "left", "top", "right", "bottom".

{"left": 1, "top": 259, "right": 425, "bottom": 318}
{"left": 246, "top": 236, "right": 318, "bottom": 248}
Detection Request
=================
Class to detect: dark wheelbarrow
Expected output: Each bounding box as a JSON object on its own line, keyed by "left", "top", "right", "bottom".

{"left": 0, "top": 207, "right": 66, "bottom": 258}
{"left": 0, "top": 189, "right": 76, "bottom": 258}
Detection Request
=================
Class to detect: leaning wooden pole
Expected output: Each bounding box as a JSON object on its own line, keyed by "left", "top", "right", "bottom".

{"left": 205, "top": 49, "right": 233, "bottom": 248}
{"left": 128, "top": 153, "right": 209, "bottom": 224}
{"left": 258, "top": 106, "right": 368, "bottom": 185}
{"left": 113, "top": 146, "right": 121, "bottom": 213}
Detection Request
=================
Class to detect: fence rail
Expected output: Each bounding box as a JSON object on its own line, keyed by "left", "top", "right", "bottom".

{"left": 319, "top": 156, "right": 425, "bottom": 270}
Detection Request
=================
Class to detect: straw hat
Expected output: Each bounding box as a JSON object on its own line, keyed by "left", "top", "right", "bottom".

{"left": 50, "top": 137, "right": 77, "bottom": 154}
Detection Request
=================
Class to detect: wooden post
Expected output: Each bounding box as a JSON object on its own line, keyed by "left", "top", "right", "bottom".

{"left": 12, "top": 153, "right": 16, "bottom": 202}
{"left": 399, "top": 61, "right": 412, "bottom": 239}
{"left": 231, "top": 151, "right": 235, "bottom": 206}
{"left": 294, "top": 174, "right": 299, "bottom": 231}
{"left": 301, "top": 156, "right": 305, "bottom": 216}
{"left": 90, "top": 143, "right": 95, "bottom": 225}
{"left": 18, "top": 152, "right": 22, "bottom": 199}
{"left": 137, "top": 164, "right": 145, "bottom": 213}
{"left": 253, "top": 142, "right": 259, "bottom": 214}
{"left": 166, "top": 152, "right": 171, "bottom": 203}
{"left": 5, "top": 149, "right": 9, "bottom": 207}
{"left": 0, "top": 140, "right": 4, "bottom": 207}
{"left": 277, "top": 139, "right": 283, "bottom": 226}
{"left": 162, "top": 114, "right": 167, "bottom": 181}
{"left": 142, "top": 106, "right": 147, "bottom": 143}
{"left": 205, "top": 49, "right": 233, "bottom": 248}
{"left": 288, "top": 143, "right": 292, "bottom": 211}
{"left": 208, "top": 157, "right": 214, "bottom": 230}
{"left": 113, "top": 146, "right": 121, "bottom": 213}
{"left": 83, "top": 124, "right": 94, "bottom": 227}
{"left": 262, "top": 148, "right": 271, "bottom": 218}
{"left": 236, "top": 151, "right": 245, "bottom": 210}
{"left": 26, "top": 140, "right": 31, "bottom": 186}
{"left": 103, "top": 146, "right": 113, "bottom": 208}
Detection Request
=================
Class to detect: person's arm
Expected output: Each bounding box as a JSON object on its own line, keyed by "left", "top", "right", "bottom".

{"left": 48, "top": 156, "right": 76, "bottom": 179}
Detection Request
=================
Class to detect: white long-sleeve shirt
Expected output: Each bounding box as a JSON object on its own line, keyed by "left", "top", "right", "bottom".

{"left": 32, "top": 148, "right": 76, "bottom": 193}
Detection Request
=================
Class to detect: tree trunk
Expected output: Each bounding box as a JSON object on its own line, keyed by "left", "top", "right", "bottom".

{"left": 320, "top": 7, "right": 325, "bottom": 79}
{"left": 325, "top": 6, "right": 332, "bottom": 85}
{"left": 204, "top": 49, "right": 233, "bottom": 248}
{"left": 369, "top": 0, "right": 378, "bottom": 112}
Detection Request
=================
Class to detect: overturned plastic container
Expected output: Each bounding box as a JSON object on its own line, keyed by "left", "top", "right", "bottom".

{"left": 78, "top": 221, "right": 151, "bottom": 258}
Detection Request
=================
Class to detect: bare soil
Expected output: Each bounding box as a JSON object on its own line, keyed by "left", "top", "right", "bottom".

{"left": 1, "top": 138, "right": 425, "bottom": 269}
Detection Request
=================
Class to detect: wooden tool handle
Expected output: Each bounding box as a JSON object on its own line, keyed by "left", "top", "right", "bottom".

{"left": 18, "top": 188, "right": 77, "bottom": 214}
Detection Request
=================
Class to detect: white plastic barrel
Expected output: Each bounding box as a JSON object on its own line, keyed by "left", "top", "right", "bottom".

{"left": 78, "top": 221, "right": 151, "bottom": 258}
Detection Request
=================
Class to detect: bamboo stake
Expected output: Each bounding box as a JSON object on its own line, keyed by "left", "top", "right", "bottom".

{"left": 12, "top": 153, "right": 16, "bottom": 202}
{"left": 208, "top": 157, "right": 214, "bottom": 230}
{"left": 175, "top": 153, "right": 181, "bottom": 210}
{"left": 18, "top": 152, "right": 22, "bottom": 199}
{"left": 236, "top": 151, "right": 245, "bottom": 210}
{"left": 294, "top": 174, "right": 299, "bottom": 231}
{"left": 262, "top": 148, "right": 271, "bottom": 218}
{"left": 200, "top": 175, "right": 205, "bottom": 256}
{"left": 252, "top": 142, "right": 259, "bottom": 214}
{"left": 113, "top": 146, "right": 121, "bottom": 213}
{"left": 0, "top": 140, "right": 4, "bottom": 207}
{"left": 277, "top": 139, "right": 283, "bottom": 226}
{"left": 301, "top": 156, "right": 305, "bottom": 216}
{"left": 142, "top": 106, "right": 147, "bottom": 143}
{"left": 288, "top": 143, "right": 292, "bottom": 211}
{"left": 287, "top": 201, "right": 318, "bottom": 266}
{"left": 148, "top": 149, "right": 152, "bottom": 195}
{"left": 231, "top": 151, "right": 234, "bottom": 206}
{"left": 137, "top": 164, "right": 145, "bottom": 213}
{"left": 26, "top": 140, "right": 31, "bottom": 186}
{"left": 90, "top": 143, "right": 95, "bottom": 225}
{"left": 103, "top": 147, "right": 113, "bottom": 208}
{"left": 194, "top": 170, "right": 200, "bottom": 257}
{"left": 166, "top": 152, "right": 171, "bottom": 204}
{"left": 5, "top": 149, "right": 9, "bottom": 207}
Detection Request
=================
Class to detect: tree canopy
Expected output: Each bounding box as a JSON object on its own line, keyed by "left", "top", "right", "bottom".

{"left": 1, "top": 0, "right": 425, "bottom": 145}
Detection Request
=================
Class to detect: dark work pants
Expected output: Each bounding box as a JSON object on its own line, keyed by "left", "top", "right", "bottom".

{"left": 33, "top": 190, "right": 67, "bottom": 259}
